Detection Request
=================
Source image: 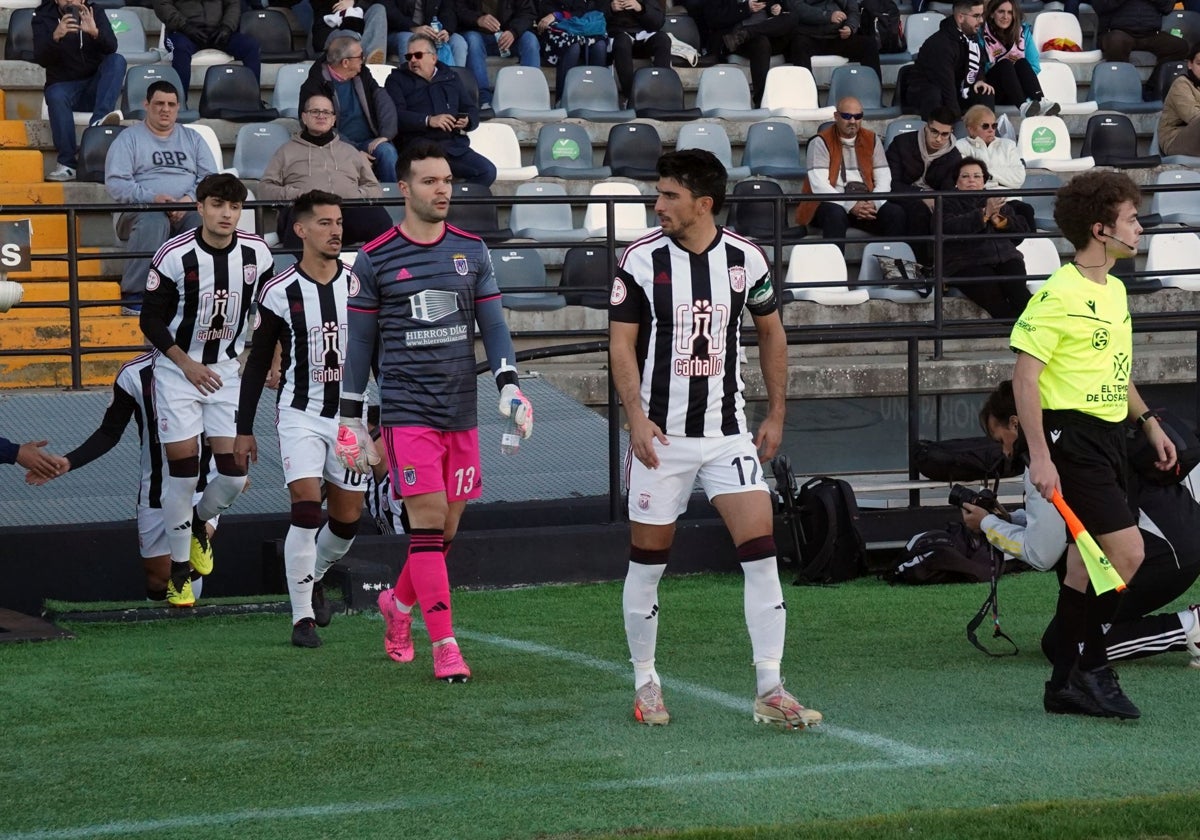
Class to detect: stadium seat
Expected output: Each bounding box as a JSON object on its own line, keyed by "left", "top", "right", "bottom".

{"left": 675, "top": 122, "right": 750, "bottom": 179}
{"left": 239, "top": 187, "right": 259, "bottom": 235}
{"left": 272, "top": 62, "right": 313, "bottom": 119}
{"left": 760, "top": 66, "right": 835, "bottom": 121}
{"left": 451, "top": 65, "right": 482, "bottom": 112}
{"left": 231, "top": 122, "right": 290, "bottom": 180}
{"left": 156, "top": 23, "right": 235, "bottom": 72}
{"left": 1036, "top": 61, "right": 1097, "bottom": 115}
{"left": 77, "top": 124, "right": 126, "bottom": 184}
{"left": 695, "top": 65, "right": 770, "bottom": 121}
{"left": 1162, "top": 10, "right": 1200, "bottom": 48}
{"left": 106, "top": 8, "right": 164, "bottom": 65}
{"left": 1149, "top": 170, "right": 1200, "bottom": 226}
{"left": 1032, "top": 12, "right": 1102, "bottom": 64}
{"left": 510, "top": 182, "right": 589, "bottom": 243}
{"left": 1020, "top": 172, "right": 1063, "bottom": 231}
{"left": 559, "top": 246, "right": 611, "bottom": 308}
{"left": 3, "top": 8, "right": 34, "bottom": 62}
{"left": 1088, "top": 62, "right": 1162, "bottom": 113}
{"left": 1080, "top": 114, "right": 1160, "bottom": 168}
{"left": 826, "top": 64, "right": 900, "bottom": 118}
{"left": 904, "top": 12, "right": 944, "bottom": 56}
{"left": 725, "top": 179, "right": 808, "bottom": 245}
{"left": 604, "top": 123, "right": 662, "bottom": 180}
{"left": 582, "top": 182, "right": 655, "bottom": 242}
{"left": 377, "top": 182, "right": 405, "bottom": 225}
{"left": 630, "top": 67, "right": 702, "bottom": 120}
{"left": 1017, "top": 237, "right": 1062, "bottom": 292}
{"left": 446, "top": 182, "right": 512, "bottom": 244}
{"left": 742, "top": 122, "right": 806, "bottom": 179}
{"left": 1018, "top": 116, "right": 1095, "bottom": 171}
{"left": 124, "top": 65, "right": 199, "bottom": 122}
{"left": 492, "top": 66, "right": 567, "bottom": 120}
{"left": 39, "top": 98, "right": 91, "bottom": 128}
{"left": 239, "top": 8, "right": 306, "bottom": 62}
{"left": 661, "top": 15, "right": 702, "bottom": 66}
{"left": 491, "top": 248, "right": 566, "bottom": 311}
{"left": 783, "top": 243, "right": 869, "bottom": 305}
{"left": 198, "top": 65, "right": 280, "bottom": 121}
{"left": 1149, "top": 123, "right": 1200, "bottom": 166}
{"left": 884, "top": 117, "right": 924, "bottom": 147}
{"left": 1145, "top": 231, "right": 1200, "bottom": 290}
{"left": 183, "top": 123, "right": 231, "bottom": 173}
{"left": 892, "top": 62, "right": 917, "bottom": 113}
{"left": 466, "top": 122, "right": 538, "bottom": 181}
{"left": 1151, "top": 60, "right": 1188, "bottom": 102}
{"left": 559, "top": 66, "right": 634, "bottom": 121}
{"left": 858, "top": 241, "right": 929, "bottom": 302}
{"left": 366, "top": 64, "right": 394, "bottom": 87}
{"left": 535, "top": 124, "right": 612, "bottom": 179}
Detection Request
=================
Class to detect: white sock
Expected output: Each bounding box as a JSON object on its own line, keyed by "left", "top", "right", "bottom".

{"left": 742, "top": 557, "right": 786, "bottom": 696}
{"left": 394, "top": 597, "right": 412, "bottom": 614}
{"left": 191, "top": 575, "right": 203, "bottom": 599}
{"left": 314, "top": 526, "right": 354, "bottom": 582}
{"left": 195, "top": 473, "right": 246, "bottom": 522}
{"left": 623, "top": 562, "right": 665, "bottom": 689}
{"left": 1179, "top": 609, "right": 1197, "bottom": 635}
{"left": 284, "top": 524, "right": 319, "bottom": 624}
{"left": 163, "top": 474, "right": 199, "bottom": 563}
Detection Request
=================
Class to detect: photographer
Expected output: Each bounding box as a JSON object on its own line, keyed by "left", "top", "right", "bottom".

{"left": 968, "top": 380, "right": 1200, "bottom": 673}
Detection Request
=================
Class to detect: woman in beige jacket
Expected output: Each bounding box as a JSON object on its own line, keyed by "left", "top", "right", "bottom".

{"left": 1159, "top": 44, "right": 1200, "bottom": 157}
{"left": 259, "top": 93, "right": 393, "bottom": 248}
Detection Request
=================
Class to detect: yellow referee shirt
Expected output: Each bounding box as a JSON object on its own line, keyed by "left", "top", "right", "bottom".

{"left": 1009, "top": 263, "right": 1132, "bottom": 422}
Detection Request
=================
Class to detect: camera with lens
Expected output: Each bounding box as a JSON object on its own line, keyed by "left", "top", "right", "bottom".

{"left": 948, "top": 484, "right": 1007, "bottom": 518}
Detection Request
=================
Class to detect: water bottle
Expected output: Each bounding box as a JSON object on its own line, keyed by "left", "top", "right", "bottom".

{"left": 494, "top": 31, "right": 511, "bottom": 58}
{"left": 500, "top": 398, "right": 522, "bottom": 455}
{"left": 430, "top": 15, "right": 443, "bottom": 33}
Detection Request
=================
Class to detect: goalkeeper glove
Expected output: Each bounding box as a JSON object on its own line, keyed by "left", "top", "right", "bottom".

{"left": 498, "top": 384, "right": 533, "bottom": 439}
{"left": 335, "top": 418, "right": 380, "bottom": 474}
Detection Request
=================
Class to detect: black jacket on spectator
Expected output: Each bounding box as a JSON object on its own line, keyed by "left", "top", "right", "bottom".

{"left": 386, "top": 60, "right": 478, "bottom": 155}
{"left": 790, "top": 0, "right": 863, "bottom": 37}
{"left": 908, "top": 16, "right": 972, "bottom": 114}
{"left": 376, "top": 0, "right": 461, "bottom": 34}
{"left": 151, "top": 0, "right": 241, "bottom": 37}
{"left": 31, "top": 0, "right": 118, "bottom": 87}
{"left": 300, "top": 58, "right": 399, "bottom": 141}
{"left": 941, "top": 192, "right": 1029, "bottom": 276}
{"left": 456, "top": 0, "right": 536, "bottom": 37}
{"left": 1093, "top": 0, "right": 1174, "bottom": 36}
{"left": 885, "top": 129, "right": 962, "bottom": 193}
{"left": 603, "top": 0, "right": 664, "bottom": 34}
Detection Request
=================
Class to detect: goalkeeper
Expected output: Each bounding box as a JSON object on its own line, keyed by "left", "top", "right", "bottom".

{"left": 337, "top": 142, "right": 533, "bottom": 683}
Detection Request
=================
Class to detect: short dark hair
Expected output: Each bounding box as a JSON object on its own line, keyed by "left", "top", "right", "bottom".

{"left": 979, "top": 379, "right": 1017, "bottom": 431}
{"left": 397, "top": 140, "right": 448, "bottom": 181}
{"left": 145, "top": 80, "right": 179, "bottom": 102}
{"left": 955, "top": 156, "right": 990, "bottom": 183}
{"left": 657, "top": 149, "right": 727, "bottom": 214}
{"left": 1053, "top": 170, "right": 1140, "bottom": 250}
{"left": 302, "top": 91, "right": 334, "bottom": 113}
{"left": 927, "top": 106, "right": 960, "bottom": 128}
{"left": 953, "top": 0, "right": 982, "bottom": 13}
{"left": 196, "top": 173, "right": 248, "bottom": 204}
{"left": 1190, "top": 41, "right": 1200, "bottom": 62}
{"left": 293, "top": 189, "right": 343, "bottom": 223}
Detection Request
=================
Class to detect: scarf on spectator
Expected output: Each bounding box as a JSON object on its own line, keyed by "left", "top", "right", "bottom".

{"left": 916, "top": 129, "right": 955, "bottom": 190}
{"left": 961, "top": 30, "right": 982, "bottom": 95}
{"left": 301, "top": 127, "right": 337, "bottom": 146}
{"left": 981, "top": 21, "right": 1025, "bottom": 65}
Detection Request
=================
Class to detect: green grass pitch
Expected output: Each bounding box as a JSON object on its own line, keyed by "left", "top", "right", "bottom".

{"left": 1, "top": 572, "right": 1198, "bottom": 840}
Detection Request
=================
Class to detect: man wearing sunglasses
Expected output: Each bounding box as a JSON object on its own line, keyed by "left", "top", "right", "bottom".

{"left": 797, "top": 96, "right": 905, "bottom": 245}
{"left": 906, "top": 0, "right": 994, "bottom": 120}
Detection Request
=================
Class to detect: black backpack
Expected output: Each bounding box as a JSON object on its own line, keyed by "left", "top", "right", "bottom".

{"left": 913, "top": 436, "right": 1020, "bottom": 483}
{"left": 773, "top": 460, "right": 869, "bottom": 585}
{"left": 860, "top": 0, "right": 906, "bottom": 53}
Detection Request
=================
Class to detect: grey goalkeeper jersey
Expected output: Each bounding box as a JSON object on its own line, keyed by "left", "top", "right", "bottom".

{"left": 346, "top": 223, "right": 502, "bottom": 431}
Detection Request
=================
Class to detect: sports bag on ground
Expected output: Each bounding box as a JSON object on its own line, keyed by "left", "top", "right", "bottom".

{"left": 773, "top": 456, "right": 869, "bottom": 585}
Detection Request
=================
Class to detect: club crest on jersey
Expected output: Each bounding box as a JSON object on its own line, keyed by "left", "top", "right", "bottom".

{"left": 453, "top": 253, "right": 469, "bottom": 275}
{"left": 610, "top": 277, "right": 627, "bottom": 306}
{"left": 243, "top": 265, "right": 257, "bottom": 286}
{"left": 637, "top": 492, "right": 651, "bottom": 511}
{"left": 403, "top": 465, "right": 417, "bottom": 486}
{"left": 146, "top": 268, "right": 161, "bottom": 291}
{"left": 728, "top": 265, "right": 746, "bottom": 293}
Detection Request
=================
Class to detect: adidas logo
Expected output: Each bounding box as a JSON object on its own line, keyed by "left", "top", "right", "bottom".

{"left": 427, "top": 601, "right": 449, "bottom": 613}
{"left": 172, "top": 521, "right": 192, "bottom": 531}
{"left": 1050, "top": 429, "right": 1062, "bottom": 443}
{"left": 645, "top": 604, "right": 659, "bottom": 620}
{"left": 298, "top": 574, "right": 314, "bottom": 585}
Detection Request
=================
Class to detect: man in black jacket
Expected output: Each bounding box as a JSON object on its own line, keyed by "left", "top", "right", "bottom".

{"left": 1095, "top": 0, "right": 1187, "bottom": 63}
{"left": 152, "top": 0, "right": 261, "bottom": 103}
{"left": 32, "top": 0, "right": 126, "bottom": 181}
{"left": 605, "top": 0, "right": 671, "bottom": 101}
{"left": 787, "top": 0, "right": 881, "bottom": 80}
{"left": 457, "top": 0, "right": 540, "bottom": 108}
{"left": 883, "top": 106, "right": 963, "bottom": 262}
{"left": 906, "top": 0, "right": 993, "bottom": 121}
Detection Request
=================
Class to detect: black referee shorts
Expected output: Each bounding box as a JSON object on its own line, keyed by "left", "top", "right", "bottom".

{"left": 1042, "top": 409, "right": 1136, "bottom": 537}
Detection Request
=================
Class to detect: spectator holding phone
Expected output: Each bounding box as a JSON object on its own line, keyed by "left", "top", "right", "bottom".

{"left": 385, "top": 33, "right": 496, "bottom": 185}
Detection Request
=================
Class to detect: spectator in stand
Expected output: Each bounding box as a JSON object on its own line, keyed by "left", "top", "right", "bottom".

{"left": 954, "top": 104, "right": 1036, "bottom": 230}
{"left": 381, "top": 0, "right": 469, "bottom": 66}
{"left": 941, "top": 156, "right": 1031, "bottom": 318}
{"left": 258, "top": 93, "right": 392, "bottom": 249}
{"left": 457, "top": 0, "right": 541, "bottom": 110}
{"left": 300, "top": 35, "right": 400, "bottom": 185}
{"left": 680, "top": 0, "right": 740, "bottom": 63}
{"left": 978, "top": 0, "right": 1058, "bottom": 116}
{"left": 885, "top": 105, "right": 963, "bottom": 262}
{"left": 310, "top": 0, "right": 389, "bottom": 63}
{"left": 1, "top": 435, "right": 67, "bottom": 480}
{"left": 605, "top": 0, "right": 671, "bottom": 104}
{"left": 906, "top": 0, "right": 993, "bottom": 121}
{"left": 386, "top": 34, "right": 496, "bottom": 185}
{"left": 797, "top": 96, "right": 906, "bottom": 246}
{"left": 32, "top": 0, "right": 126, "bottom": 183}
{"left": 535, "top": 0, "right": 609, "bottom": 102}
{"left": 721, "top": 1, "right": 799, "bottom": 109}
{"left": 1159, "top": 43, "right": 1200, "bottom": 157}
{"left": 151, "top": 0, "right": 261, "bottom": 104}
{"left": 104, "top": 80, "right": 217, "bottom": 314}
{"left": 1094, "top": 0, "right": 1187, "bottom": 64}
{"left": 788, "top": 0, "right": 881, "bottom": 81}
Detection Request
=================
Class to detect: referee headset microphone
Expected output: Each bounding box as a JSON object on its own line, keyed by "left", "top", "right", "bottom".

{"left": 1098, "top": 225, "right": 1137, "bottom": 252}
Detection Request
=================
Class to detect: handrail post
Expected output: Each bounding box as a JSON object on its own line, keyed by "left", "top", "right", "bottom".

{"left": 932, "top": 192, "right": 944, "bottom": 361}
{"left": 907, "top": 336, "right": 920, "bottom": 508}
{"left": 66, "top": 208, "right": 83, "bottom": 390}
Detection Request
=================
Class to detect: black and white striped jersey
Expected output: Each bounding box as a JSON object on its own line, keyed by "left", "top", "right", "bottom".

{"left": 144, "top": 227, "right": 274, "bottom": 366}
{"left": 114, "top": 351, "right": 162, "bottom": 507}
{"left": 609, "top": 227, "right": 779, "bottom": 438}
{"left": 255, "top": 261, "right": 355, "bottom": 419}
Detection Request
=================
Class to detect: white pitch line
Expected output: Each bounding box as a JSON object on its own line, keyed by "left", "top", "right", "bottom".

{"left": 459, "top": 628, "right": 957, "bottom": 767}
